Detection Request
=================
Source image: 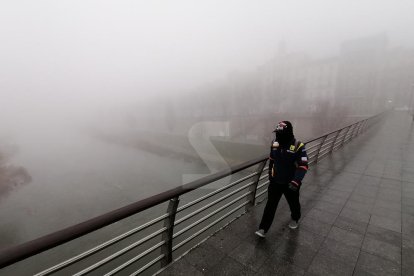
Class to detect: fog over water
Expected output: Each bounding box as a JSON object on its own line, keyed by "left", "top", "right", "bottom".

{"left": 1, "top": 0, "right": 414, "bottom": 247}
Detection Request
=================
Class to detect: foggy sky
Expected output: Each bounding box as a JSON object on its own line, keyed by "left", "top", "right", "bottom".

{"left": 1, "top": 0, "right": 414, "bottom": 246}
{"left": 1, "top": 0, "right": 414, "bottom": 124}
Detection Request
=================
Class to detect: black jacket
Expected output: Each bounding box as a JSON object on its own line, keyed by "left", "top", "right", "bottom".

{"left": 268, "top": 138, "right": 309, "bottom": 186}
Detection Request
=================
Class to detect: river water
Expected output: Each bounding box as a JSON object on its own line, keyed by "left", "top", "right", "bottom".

{"left": 0, "top": 121, "right": 212, "bottom": 249}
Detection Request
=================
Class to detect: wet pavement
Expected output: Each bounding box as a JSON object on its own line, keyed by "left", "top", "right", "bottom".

{"left": 158, "top": 111, "right": 414, "bottom": 276}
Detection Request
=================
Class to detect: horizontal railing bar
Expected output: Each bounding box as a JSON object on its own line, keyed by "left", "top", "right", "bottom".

{"left": 130, "top": 254, "right": 165, "bottom": 276}
{"left": 317, "top": 151, "right": 330, "bottom": 159}
{"left": 174, "top": 191, "right": 251, "bottom": 238}
{"left": 336, "top": 133, "right": 347, "bottom": 141}
{"left": 0, "top": 153, "right": 267, "bottom": 269}
{"left": 344, "top": 133, "right": 353, "bottom": 140}
{"left": 333, "top": 139, "right": 344, "bottom": 147}
{"left": 257, "top": 180, "right": 269, "bottom": 190}
{"left": 344, "top": 135, "right": 353, "bottom": 142}
{"left": 324, "top": 135, "right": 336, "bottom": 141}
{"left": 319, "top": 143, "right": 334, "bottom": 152}
{"left": 322, "top": 136, "right": 336, "bottom": 145}
{"left": 306, "top": 142, "right": 323, "bottom": 151}
{"left": 257, "top": 180, "right": 270, "bottom": 190}
{"left": 305, "top": 119, "right": 362, "bottom": 144}
{"left": 72, "top": 227, "right": 167, "bottom": 276}
{"left": 259, "top": 174, "right": 268, "bottom": 181}
{"left": 103, "top": 242, "right": 165, "bottom": 276}
{"left": 177, "top": 172, "right": 258, "bottom": 212}
{"left": 255, "top": 189, "right": 268, "bottom": 199}
{"left": 318, "top": 149, "right": 330, "bottom": 157}
{"left": 175, "top": 183, "right": 253, "bottom": 226}
{"left": 172, "top": 201, "right": 249, "bottom": 252}
{"left": 319, "top": 141, "right": 334, "bottom": 151}
{"left": 34, "top": 213, "right": 168, "bottom": 276}
{"left": 307, "top": 148, "right": 319, "bottom": 156}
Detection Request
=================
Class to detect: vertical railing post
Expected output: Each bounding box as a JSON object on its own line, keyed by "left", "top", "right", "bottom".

{"left": 330, "top": 129, "right": 341, "bottom": 153}
{"left": 315, "top": 135, "right": 327, "bottom": 163}
{"left": 345, "top": 124, "right": 356, "bottom": 144}
{"left": 161, "top": 197, "right": 180, "bottom": 266}
{"left": 246, "top": 160, "right": 267, "bottom": 209}
{"left": 354, "top": 120, "right": 365, "bottom": 138}
{"left": 360, "top": 119, "right": 368, "bottom": 133}
{"left": 351, "top": 121, "right": 361, "bottom": 138}
{"left": 340, "top": 126, "right": 351, "bottom": 147}
{"left": 356, "top": 120, "right": 364, "bottom": 136}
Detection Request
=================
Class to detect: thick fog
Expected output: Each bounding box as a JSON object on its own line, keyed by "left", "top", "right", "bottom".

{"left": 1, "top": 0, "right": 414, "bottom": 246}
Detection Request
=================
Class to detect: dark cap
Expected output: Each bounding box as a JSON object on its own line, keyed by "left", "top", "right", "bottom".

{"left": 273, "top": 121, "right": 293, "bottom": 133}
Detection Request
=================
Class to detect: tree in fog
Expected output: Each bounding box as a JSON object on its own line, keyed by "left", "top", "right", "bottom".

{"left": 0, "top": 149, "right": 32, "bottom": 200}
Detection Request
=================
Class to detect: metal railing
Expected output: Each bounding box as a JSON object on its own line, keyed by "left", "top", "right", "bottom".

{"left": 0, "top": 113, "right": 383, "bottom": 275}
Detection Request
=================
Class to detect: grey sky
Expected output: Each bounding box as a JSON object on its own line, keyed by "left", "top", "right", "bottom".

{"left": 1, "top": 0, "right": 414, "bottom": 112}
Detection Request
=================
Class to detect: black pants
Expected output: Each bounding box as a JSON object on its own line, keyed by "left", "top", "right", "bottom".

{"left": 259, "top": 182, "right": 301, "bottom": 232}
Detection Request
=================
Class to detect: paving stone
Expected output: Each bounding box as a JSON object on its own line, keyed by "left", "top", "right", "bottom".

{"left": 355, "top": 251, "right": 401, "bottom": 276}
{"left": 183, "top": 243, "right": 226, "bottom": 273}
{"left": 377, "top": 186, "right": 401, "bottom": 196}
{"left": 306, "top": 251, "right": 355, "bottom": 276}
{"left": 326, "top": 226, "right": 364, "bottom": 249}
{"left": 206, "top": 256, "right": 256, "bottom": 276}
{"left": 344, "top": 200, "right": 373, "bottom": 213}
{"left": 323, "top": 189, "right": 351, "bottom": 200}
{"left": 402, "top": 205, "right": 414, "bottom": 216}
{"left": 334, "top": 215, "right": 368, "bottom": 235}
{"left": 281, "top": 227, "right": 325, "bottom": 249}
{"left": 329, "top": 183, "right": 355, "bottom": 193}
{"left": 373, "top": 200, "right": 401, "bottom": 212}
{"left": 352, "top": 186, "right": 378, "bottom": 198}
{"left": 370, "top": 205, "right": 401, "bottom": 219}
{"left": 305, "top": 208, "right": 338, "bottom": 225}
{"left": 228, "top": 241, "right": 270, "bottom": 272}
{"left": 300, "top": 216, "right": 332, "bottom": 237}
{"left": 340, "top": 207, "right": 371, "bottom": 223}
{"left": 365, "top": 224, "right": 401, "bottom": 247}
{"left": 257, "top": 255, "right": 305, "bottom": 276}
{"left": 361, "top": 236, "right": 401, "bottom": 264}
{"left": 402, "top": 197, "right": 414, "bottom": 208}
{"left": 402, "top": 213, "right": 414, "bottom": 237}
{"left": 158, "top": 257, "right": 203, "bottom": 276}
{"left": 207, "top": 228, "right": 244, "bottom": 254}
{"left": 359, "top": 175, "right": 381, "bottom": 186}
{"left": 219, "top": 215, "right": 259, "bottom": 240}
{"left": 319, "top": 194, "right": 348, "bottom": 205}
{"left": 370, "top": 214, "right": 401, "bottom": 233}
{"left": 318, "top": 238, "right": 360, "bottom": 264}
{"left": 312, "top": 200, "right": 344, "bottom": 215}
{"left": 348, "top": 194, "right": 376, "bottom": 204}
{"left": 402, "top": 236, "right": 414, "bottom": 276}
{"left": 272, "top": 239, "right": 318, "bottom": 270}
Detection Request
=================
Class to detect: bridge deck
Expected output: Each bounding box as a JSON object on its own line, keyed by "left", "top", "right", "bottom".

{"left": 159, "top": 111, "right": 414, "bottom": 276}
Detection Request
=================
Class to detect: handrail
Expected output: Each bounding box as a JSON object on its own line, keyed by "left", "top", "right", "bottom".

{"left": 0, "top": 154, "right": 266, "bottom": 269}
{"left": 0, "top": 112, "right": 384, "bottom": 273}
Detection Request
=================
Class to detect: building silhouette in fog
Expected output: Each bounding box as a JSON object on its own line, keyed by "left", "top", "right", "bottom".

{"left": 127, "top": 34, "right": 414, "bottom": 143}
{"left": 336, "top": 34, "right": 389, "bottom": 116}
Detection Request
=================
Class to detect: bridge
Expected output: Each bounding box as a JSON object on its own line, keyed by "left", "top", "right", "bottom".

{"left": 159, "top": 111, "right": 414, "bottom": 276}
{"left": 0, "top": 111, "right": 413, "bottom": 276}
